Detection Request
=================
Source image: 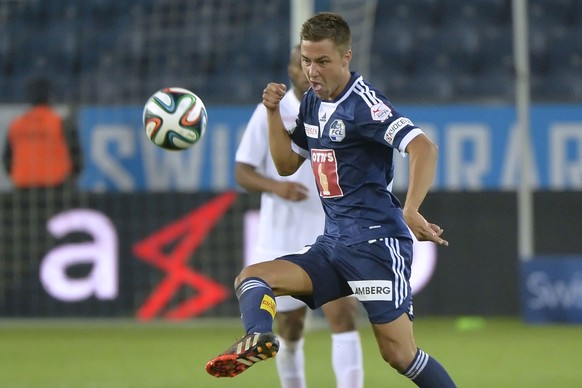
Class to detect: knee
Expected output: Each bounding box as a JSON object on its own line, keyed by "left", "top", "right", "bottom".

{"left": 234, "top": 264, "right": 265, "bottom": 289}
{"left": 233, "top": 272, "right": 245, "bottom": 289}
{"left": 378, "top": 343, "right": 416, "bottom": 372}
{"left": 380, "top": 348, "right": 411, "bottom": 372}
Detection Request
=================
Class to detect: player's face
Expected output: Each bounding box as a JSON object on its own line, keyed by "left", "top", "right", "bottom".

{"left": 288, "top": 50, "right": 310, "bottom": 95}
{"left": 300, "top": 39, "right": 351, "bottom": 101}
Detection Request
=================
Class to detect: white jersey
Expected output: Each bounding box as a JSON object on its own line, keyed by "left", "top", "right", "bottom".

{"left": 236, "top": 89, "right": 325, "bottom": 258}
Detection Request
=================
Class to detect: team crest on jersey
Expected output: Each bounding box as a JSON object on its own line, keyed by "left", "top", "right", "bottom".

{"left": 384, "top": 117, "right": 413, "bottom": 145}
{"left": 370, "top": 102, "right": 393, "bottom": 122}
{"left": 305, "top": 123, "right": 319, "bottom": 138}
{"left": 329, "top": 120, "right": 346, "bottom": 142}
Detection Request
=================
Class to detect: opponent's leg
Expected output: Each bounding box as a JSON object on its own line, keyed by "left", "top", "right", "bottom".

{"left": 274, "top": 305, "right": 308, "bottom": 388}
{"left": 321, "top": 297, "right": 363, "bottom": 388}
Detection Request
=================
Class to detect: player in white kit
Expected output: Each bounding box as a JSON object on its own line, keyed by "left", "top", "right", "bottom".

{"left": 234, "top": 45, "right": 363, "bottom": 388}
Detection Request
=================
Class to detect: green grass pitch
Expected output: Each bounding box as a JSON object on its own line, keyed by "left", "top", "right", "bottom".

{"left": 1, "top": 317, "right": 581, "bottom": 387}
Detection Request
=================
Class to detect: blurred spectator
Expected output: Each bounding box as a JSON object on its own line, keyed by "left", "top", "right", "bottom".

{"left": 2, "top": 78, "right": 81, "bottom": 189}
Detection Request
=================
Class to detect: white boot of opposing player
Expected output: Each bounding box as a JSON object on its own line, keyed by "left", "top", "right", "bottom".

{"left": 276, "top": 338, "right": 306, "bottom": 388}
{"left": 332, "top": 331, "right": 364, "bottom": 388}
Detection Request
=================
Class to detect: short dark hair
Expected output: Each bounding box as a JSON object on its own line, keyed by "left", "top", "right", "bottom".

{"left": 300, "top": 12, "right": 351, "bottom": 54}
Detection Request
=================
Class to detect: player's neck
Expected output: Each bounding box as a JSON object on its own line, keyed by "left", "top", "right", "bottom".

{"left": 328, "top": 72, "right": 352, "bottom": 101}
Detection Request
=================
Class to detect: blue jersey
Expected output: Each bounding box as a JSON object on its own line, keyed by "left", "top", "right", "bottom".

{"left": 290, "top": 72, "right": 424, "bottom": 244}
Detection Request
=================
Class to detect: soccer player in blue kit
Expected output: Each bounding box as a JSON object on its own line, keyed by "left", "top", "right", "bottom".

{"left": 206, "top": 12, "right": 457, "bottom": 387}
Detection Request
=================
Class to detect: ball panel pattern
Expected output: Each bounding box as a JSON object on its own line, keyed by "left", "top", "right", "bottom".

{"left": 143, "top": 87, "right": 207, "bottom": 150}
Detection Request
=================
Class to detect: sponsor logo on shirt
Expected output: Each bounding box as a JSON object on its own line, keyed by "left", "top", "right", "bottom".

{"left": 320, "top": 112, "right": 327, "bottom": 122}
{"left": 311, "top": 149, "right": 343, "bottom": 198}
{"left": 329, "top": 119, "right": 346, "bottom": 142}
{"left": 384, "top": 117, "right": 413, "bottom": 145}
{"left": 370, "top": 102, "right": 393, "bottom": 122}
{"left": 305, "top": 123, "right": 319, "bottom": 138}
{"left": 348, "top": 280, "right": 393, "bottom": 301}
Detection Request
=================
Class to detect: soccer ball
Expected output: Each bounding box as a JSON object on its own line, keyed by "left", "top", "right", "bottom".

{"left": 143, "top": 87, "right": 208, "bottom": 150}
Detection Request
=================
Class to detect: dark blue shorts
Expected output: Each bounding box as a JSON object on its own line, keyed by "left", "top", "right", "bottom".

{"left": 276, "top": 235, "right": 414, "bottom": 324}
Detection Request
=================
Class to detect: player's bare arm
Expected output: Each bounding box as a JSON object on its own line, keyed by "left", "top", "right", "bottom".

{"left": 403, "top": 134, "right": 449, "bottom": 246}
{"left": 263, "top": 82, "right": 304, "bottom": 176}
{"left": 235, "top": 162, "right": 308, "bottom": 202}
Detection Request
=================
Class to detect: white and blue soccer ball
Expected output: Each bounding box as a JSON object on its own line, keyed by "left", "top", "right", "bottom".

{"left": 143, "top": 87, "right": 208, "bottom": 150}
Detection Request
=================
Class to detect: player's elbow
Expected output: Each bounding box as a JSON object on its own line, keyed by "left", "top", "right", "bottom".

{"left": 272, "top": 153, "right": 303, "bottom": 176}
{"left": 408, "top": 134, "right": 438, "bottom": 161}
{"left": 427, "top": 140, "right": 438, "bottom": 160}
{"left": 275, "top": 164, "right": 296, "bottom": 177}
{"left": 274, "top": 159, "right": 299, "bottom": 176}
{"left": 234, "top": 163, "right": 254, "bottom": 190}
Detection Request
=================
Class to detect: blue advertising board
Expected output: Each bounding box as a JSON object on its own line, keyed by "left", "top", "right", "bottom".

{"left": 521, "top": 257, "right": 582, "bottom": 324}
{"left": 77, "top": 104, "right": 582, "bottom": 191}
{"left": 78, "top": 106, "right": 253, "bottom": 191}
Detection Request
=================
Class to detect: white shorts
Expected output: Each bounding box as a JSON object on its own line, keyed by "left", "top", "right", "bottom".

{"left": 246, "top": 247, "right": 308, "bottom": 313}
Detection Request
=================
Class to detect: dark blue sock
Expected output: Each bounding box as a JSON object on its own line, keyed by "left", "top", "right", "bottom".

{"left": 236, "top": 277, "right": 276, "bottom": 334}
{"left": 402, "top": 348, "right": 456, "bottom": 388}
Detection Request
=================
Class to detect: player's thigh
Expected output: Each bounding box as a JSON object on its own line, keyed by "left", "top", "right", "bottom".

{"left": 237, "top": 259, "right": 313, "bottom": 295}
{"left": 278, "top": 239, "right": 353, "bottom": 309}
{"left": 321, "top": 296, "right": 358, "bottom": 333}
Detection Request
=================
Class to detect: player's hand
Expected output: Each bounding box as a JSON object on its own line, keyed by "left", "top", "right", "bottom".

{"left": 403, "top": 208, "right": 449, "bottom": 246}
{"left": 263, "top": 83, "right": 287, "bottom": 110}
{"left": 273, "top": 181, "right": 309, "bottom": 202}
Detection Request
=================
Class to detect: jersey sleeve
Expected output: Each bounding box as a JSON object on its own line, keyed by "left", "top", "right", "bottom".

{"left": 356, "top": 97, "right": 423, "bottom": 156}
{"left": 235, "top": 103, "right": 269, "bottom": 170}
